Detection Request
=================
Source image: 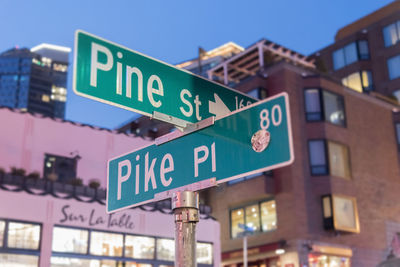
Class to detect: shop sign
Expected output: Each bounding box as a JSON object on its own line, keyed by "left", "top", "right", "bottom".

{"left": 59, "top": 204, "right": 136, "bottom": 231}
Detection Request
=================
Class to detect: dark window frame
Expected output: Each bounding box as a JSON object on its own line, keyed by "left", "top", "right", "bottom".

{"left": 332, "top": 40, "right": 370, "bottom": 70}
{"left": 43, "top": 153, "right": 78, "bottom": 183}
{"left": 304, "top": 88, "right": 347, "bottom": 127}
{"left": 308, "top": 139, "right": 329, "bottom": 176}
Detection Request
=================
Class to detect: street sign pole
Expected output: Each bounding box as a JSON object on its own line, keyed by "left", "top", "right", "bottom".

{"left": 244, "top": 235, "right": 248, "bottom": 267}
{"left": 172, "top": 191, "right": 199, "bottom": 267}
{"left": 238, "top": 223, "right": 254, "bottom": 267}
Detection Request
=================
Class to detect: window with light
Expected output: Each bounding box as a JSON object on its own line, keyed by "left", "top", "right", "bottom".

{"left": 230, "top": 199, "right": 277, "bottom": 238}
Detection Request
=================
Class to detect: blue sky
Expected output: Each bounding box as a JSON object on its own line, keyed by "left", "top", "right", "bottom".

{"left": 0, "top": 0, "right": 394, "bottom": 129}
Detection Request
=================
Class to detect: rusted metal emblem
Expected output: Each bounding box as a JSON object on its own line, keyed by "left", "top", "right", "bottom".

{"left": 251, "top": 130, "right": 270, "bottom": 152}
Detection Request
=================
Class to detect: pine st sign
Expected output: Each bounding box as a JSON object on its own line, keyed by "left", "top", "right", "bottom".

{"left": 107, "top": 93, "right": 293, "bottom": 213}
{"left": 73, "top": 30, "right": 256, "bottom": 125}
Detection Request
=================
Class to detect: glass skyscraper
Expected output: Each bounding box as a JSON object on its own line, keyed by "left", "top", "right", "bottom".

{"left": 0, "top": 43, "right": 70, "bottom": 118}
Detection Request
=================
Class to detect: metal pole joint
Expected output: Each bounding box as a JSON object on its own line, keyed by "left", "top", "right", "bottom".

{"left": 172, "top": 191, "right": 200, "bottom": 267}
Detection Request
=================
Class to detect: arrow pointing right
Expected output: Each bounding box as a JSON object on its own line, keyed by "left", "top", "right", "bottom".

{"left": 209, "top": 93, "right": 231, "bottom": 119}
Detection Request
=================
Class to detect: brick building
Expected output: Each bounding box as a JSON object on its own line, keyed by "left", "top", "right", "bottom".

{"left": 312, "top": 1, "right": 400, "bottom": 101}
{"left": 206, "top": 44, "right": 400, "bottom": 266}
{"left": 118, "top": 32, "right": 400, "bottom": 266}
{"left": 101, "top": 3, "right": 400, "bottom": 266}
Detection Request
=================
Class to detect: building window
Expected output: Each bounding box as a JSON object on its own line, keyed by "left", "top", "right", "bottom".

{"left": 43, "top": 154, "right": 78, "bottom": 183}
{"left": 0, "top": 220, "right": 41, "bottom": 266}
{"left": 0, "top": 254, "right": 39, "bottom": 267}
{"left": 333, "top": 40, "right": 369, "bottom": 70}
{"left": 0, "top": 220, "right": 4, "bottom": 247}
{"left": 393, "top": 90, "right": 400, "bottom": 103}
{"left": 230, "top": 199, "right": 277, "bottom": 238}
{"left": 308, "top": 140, "right": 351, "bottom": 179}
{"left": 52, "top": 227, "right": 88, "bottom": 254}
{"left": 90, "top": 231, "right": 123, "bottom": 257}
{"left": 387, "top": 55, "right": 400, "bottom": 80}
{"left": 50, "top": 226, "right": 212, "bottom": 266}
{"left": 156, "top": 238, "right": 175, "bottom": 261}
{"left": 383, "top": 20, "right": 400, "bottom": 47}
{"left": 125, "top": 235, "right": 155, "bottom": 259}
{"left": 7, "top": 222, "right": 41, "bottom": 250}
{"left": 308, "top": 140, "right": 328, "bottom": 175}
{"left": 51, "top": 257, "right": 152, "bottom": 267}
{"left": 197, "top": 242, "right": 213, "bottom": 265}
{"left": 246, "top": 87, "right": 268, "bottom": 100}
{"left": 342, "top": 70, "right": 373, "bottom": 93}
{"left": 304, "top": 89, "right": 346, "bottom": 126}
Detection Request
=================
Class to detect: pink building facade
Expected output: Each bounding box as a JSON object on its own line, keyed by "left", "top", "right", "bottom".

{"left": 0, "top": 108, "right": 220, "bottom": 267}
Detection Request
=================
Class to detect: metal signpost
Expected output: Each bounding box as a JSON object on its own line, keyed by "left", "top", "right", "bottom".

{"left": 73, "top": 30, "right": 256, "bottom": 128}
{"left": 73, "top": 31, "right": 294, "bottom": 267}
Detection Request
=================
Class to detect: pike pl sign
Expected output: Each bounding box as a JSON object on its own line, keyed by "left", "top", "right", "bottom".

{"left": 107, "top": 93, "right": 293, "bottom": 213}
{"left": 73, "top": 30, "right": 256, "bottom": 125}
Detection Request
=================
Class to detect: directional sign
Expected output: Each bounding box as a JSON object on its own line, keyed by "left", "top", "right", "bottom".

{"left": 107, "top": 93, "right": 293, "bottom": 213}
{"left": 73, "top": 30, "right": 256, "bottom": 125}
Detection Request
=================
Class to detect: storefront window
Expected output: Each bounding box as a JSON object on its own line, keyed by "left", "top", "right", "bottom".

{"left": 52, "top": 227, "right": 88, "bottom": 254}
{"left": 0, "top": 253, "right": 39, "bottom": 267}
{"left": 197, "top": 242, "right": 213, "bottom": 264}
{"left": 156, "top": 238, "right": 175, "bottom": 261}
{"left": 90, "top": 231, "right": 123, "bottom": 257}
{"left": 125, "top": 235, "right": 155, "bottom": 259}
{"left": 0, "top": 220, "right": 5, "bottom": 246}
{"left": 7, "top": 222, "right": 41, "bottom": 250}
{"left": 51, "top": 257, "right": 153, "bottom": 267}
{"left": 51, "top": 257, "right": 94, "bottom": 267}
{"left": 309, "top": 254, "right": 350, "bottom": 267}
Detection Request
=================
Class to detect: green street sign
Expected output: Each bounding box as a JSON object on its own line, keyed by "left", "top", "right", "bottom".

{"left": 107, "top": 93, "right": 294, "bottom": 213}
{"left": 73, "top": 30, "right": 256, "bottom": 125}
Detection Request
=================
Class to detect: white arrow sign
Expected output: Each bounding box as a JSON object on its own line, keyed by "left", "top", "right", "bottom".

{"left": 209, "top": 93, "right": 232, "bottom": 119}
